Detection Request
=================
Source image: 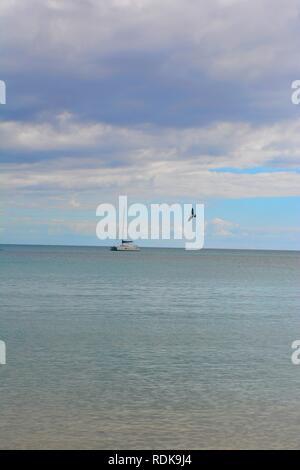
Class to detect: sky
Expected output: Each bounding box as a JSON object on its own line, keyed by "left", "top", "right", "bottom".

{"left": 0, "top": 0, "right": 300, "bottom": 249}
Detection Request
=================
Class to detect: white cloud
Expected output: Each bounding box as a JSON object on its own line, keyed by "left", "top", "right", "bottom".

{"left": 209, "top": 217, "right": 240, "bottom": 237}
{"left": 1, "top": 113, "right": 300, "bottom": 199}
{"left": 206, "top": 217, "right": 300, "bottom": 247}
{"left": 1, "top": 113, "right": 300, "bottom": 168}
{"left": 1, "top": 159, "right": 300, "bottom": 199}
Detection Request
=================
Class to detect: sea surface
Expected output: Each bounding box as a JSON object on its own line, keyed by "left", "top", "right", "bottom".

{"left": 0, "top": 245, "right": 299, "bottom": 449}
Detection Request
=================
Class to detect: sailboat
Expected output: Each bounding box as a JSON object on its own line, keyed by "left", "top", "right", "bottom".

{"left": 110, "top": 205, "right": 140, "bottom": 252}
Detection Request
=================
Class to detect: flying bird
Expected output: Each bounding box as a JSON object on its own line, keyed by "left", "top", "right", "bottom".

{"left": 188, "top": 207, "right": 196, "bottom": 222}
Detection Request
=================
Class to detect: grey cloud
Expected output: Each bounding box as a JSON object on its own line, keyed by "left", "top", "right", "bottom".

{"left": 1, "top": 0, "right": 299, "bottom": 128}
{"left": 1, "top": 0, "right": 299, "bottom": 79}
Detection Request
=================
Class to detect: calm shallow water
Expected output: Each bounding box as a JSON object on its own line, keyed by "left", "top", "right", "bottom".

{"left": 0, "top": 245, "right": 299, "bottom": 449}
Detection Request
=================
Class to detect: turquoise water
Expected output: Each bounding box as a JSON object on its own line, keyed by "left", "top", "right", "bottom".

{"left": 0, "top": 245, "right": 299, "bottom": 449}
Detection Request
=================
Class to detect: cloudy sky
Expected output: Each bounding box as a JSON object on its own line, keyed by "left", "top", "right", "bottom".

{"left": 0, "top": 0, "right": 300, "bottom": 248}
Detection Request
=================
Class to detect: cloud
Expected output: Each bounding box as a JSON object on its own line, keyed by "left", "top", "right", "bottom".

{"left": 206, "top": 217, "right": 300, "bottom": 248}
{"left": 1, "top": 113, "right": 300, "bottom": 199}
{"left": 48, "top": 219, "right": 96, "bottom": 236}
{"left": 1, "top": 160, "right": 300, "bottom": 199}
{"left": 0, "top": 112, "right": 300, "bottom": 202}
{"left": 1, "top": 0, "right": 299, "bottom": 128}
{"left": 209, "top": 217, "right": 240, "bottom": 237}
{"left": 1, "top": 0, "right": 299, "bottom": 80}
{"left": 6, "top": 216, "right": 96, "bottom": 236}
{"left": 1, "top": 113, "right": 300, "bottom": 168}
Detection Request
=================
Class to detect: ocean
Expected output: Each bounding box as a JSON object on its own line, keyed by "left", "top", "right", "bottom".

{"left": 0, "top": 245, "right": 299, "bottom": 449}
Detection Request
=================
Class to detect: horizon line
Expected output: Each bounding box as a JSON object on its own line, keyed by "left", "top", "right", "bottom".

{"left": 0, "top": 243, "right": 299, "bottom": 253}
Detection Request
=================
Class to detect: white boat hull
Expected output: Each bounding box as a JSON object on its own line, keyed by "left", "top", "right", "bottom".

{"left": 110, "top": 240, "right": 140, "bottom": 251}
